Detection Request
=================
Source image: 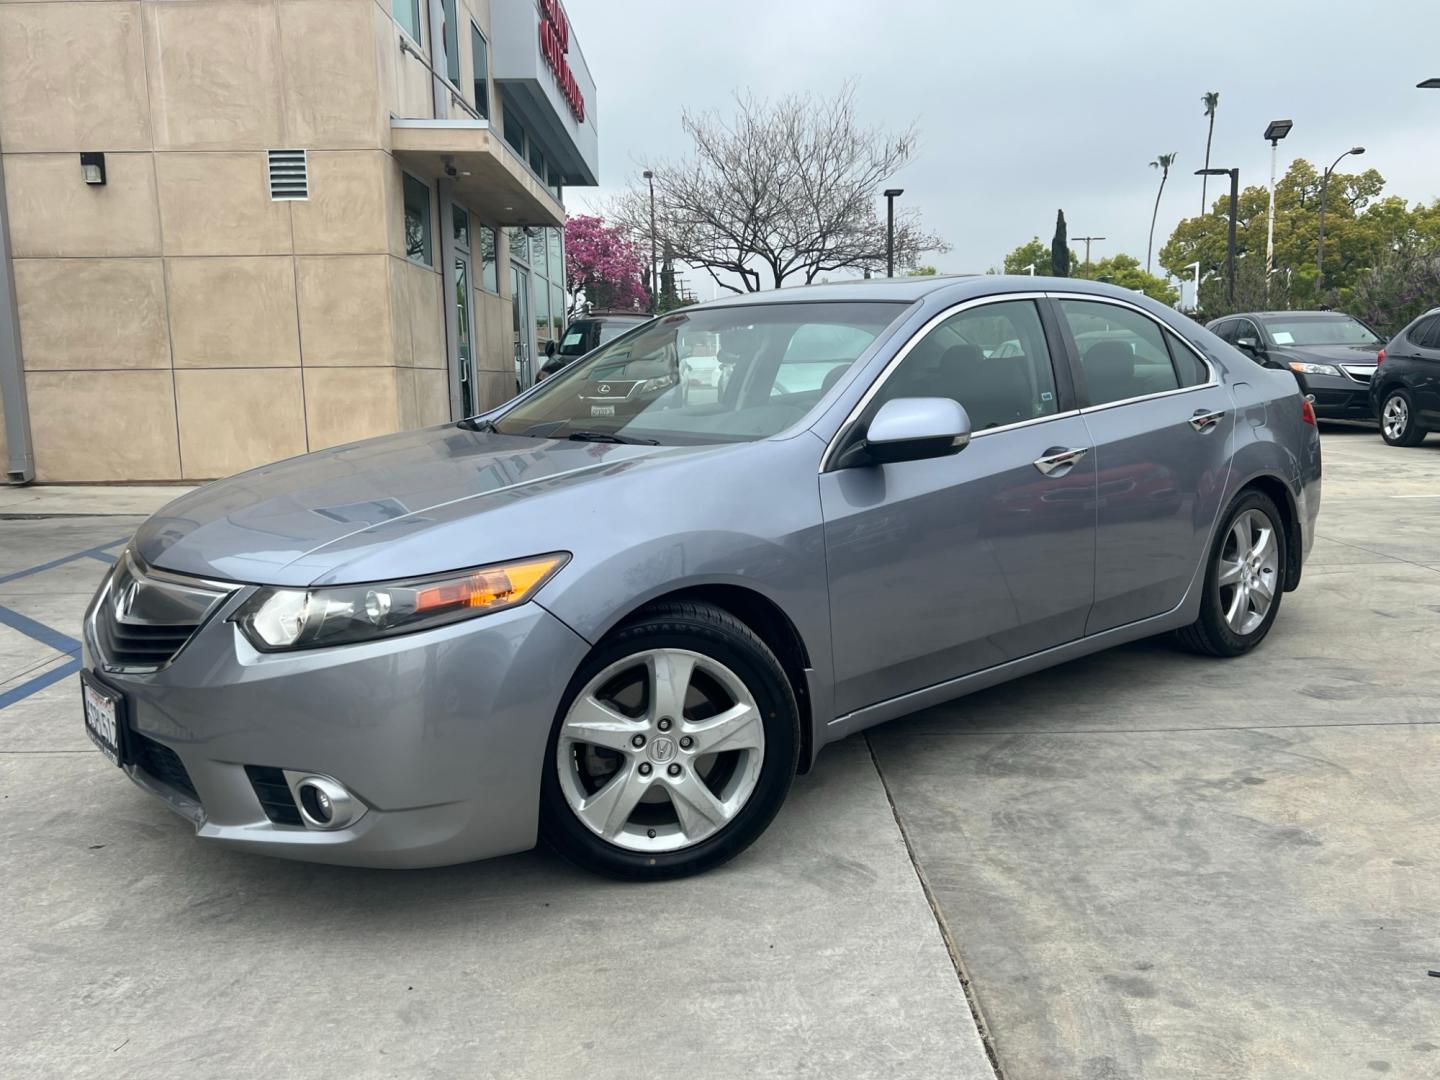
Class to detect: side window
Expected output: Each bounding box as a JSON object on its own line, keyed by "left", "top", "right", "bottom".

{"left": 1411, "top": 315, "right": 1440, "bottom": 349}
{"left": 1234, "top": 319, "right": 1261, "bottom": 345}
{"left": 1166, "top": 332, "right": 1210, "bottom": 387}
{"left": 1061, "top": 299, "right": 1180, "bottom": 406}
{"left": 872, "top": 300, "right": 1059, "bottom": 431}
{"left": 1211, "top": 319, "right": 1236, "bottom": 343}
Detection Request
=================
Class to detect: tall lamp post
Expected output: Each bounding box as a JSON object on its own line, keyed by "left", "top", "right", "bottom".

{"left": 883, "top": 188, "right": 903, "bottom": 277}
{"left": 1262, "top": 119, "right": 1292, "bottom": 298}
{"left": 1021, "top": 263, "right": 1035, "bottom": 276}
{"left": 1195, "top": 167, "right": 1239, "bottom": 304}
{"left": 1316, "top": 146, "right": 1364, "bottom": 296}
{"left": 1183, "top": 260, "right": 1201, "bottom": 312}
{"left": 642, "top": 169, "right": 658, "bottom": 313}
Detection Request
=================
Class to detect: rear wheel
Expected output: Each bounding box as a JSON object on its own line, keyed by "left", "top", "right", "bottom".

{"left": 1380, "top": 388, "right": 1427, "bottom": 446}
{"left": 1176, "top": 490, "right": 1286, "bottom": 658}
{"left": 540, "top": 601, "right": 798, "bottom": 880}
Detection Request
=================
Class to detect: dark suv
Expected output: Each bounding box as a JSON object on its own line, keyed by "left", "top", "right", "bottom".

{"left": 1370, "top": 307, "right": 1440, "bottom": 446}
{"left": 539, "top": 311, "right": 651, "bottom": 379}
{"left": 1207, "top": 311, "right": 1383, "bottom": 420}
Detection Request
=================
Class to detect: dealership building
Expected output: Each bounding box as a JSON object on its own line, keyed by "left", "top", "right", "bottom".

{"left": 0, "top": 0, "right": 597, "bottom": 483}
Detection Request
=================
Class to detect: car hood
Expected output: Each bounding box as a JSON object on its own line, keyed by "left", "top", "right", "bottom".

{"left": 134, "top": 424, "right": 704, "bottom": 586}
{"left": 1272, "top": 342, "right": 1380, "bottom": 364}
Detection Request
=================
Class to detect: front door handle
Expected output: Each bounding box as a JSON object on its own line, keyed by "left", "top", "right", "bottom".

{"left": 1033, "top": 446, "right": 1089, "bottom": 476}
{"left": 1189, "top": 408, "right": 1226, "bottom": 432}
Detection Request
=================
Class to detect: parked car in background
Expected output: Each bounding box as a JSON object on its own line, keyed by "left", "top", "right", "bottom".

{"left": 1370, "top": 306, "right": 1440, "bottom": 446}
{"left": 1207, "top": 311, "right": 1383, "bottom": 420}
{"left": 83, "top": 278, "right": 1319, "bottom": 881}
{"left": 540, "top": 311, "right": 651, "bottom": 380}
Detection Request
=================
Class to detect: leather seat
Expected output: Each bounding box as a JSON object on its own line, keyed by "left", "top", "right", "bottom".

{"left": 1082, "top": 341, "right": 1138, "bottom": 405}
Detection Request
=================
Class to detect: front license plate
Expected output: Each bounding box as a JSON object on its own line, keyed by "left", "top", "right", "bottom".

{"left": 590, "top": 404, "right": 616, "bottom": 417}
{"left": 81, "top": 671, "right": 126, "bottom": 768}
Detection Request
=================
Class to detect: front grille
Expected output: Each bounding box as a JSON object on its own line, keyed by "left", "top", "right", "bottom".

{"left": 96, "top": 617, "right": 197, "bottom": 668}
{"left": 245, "top": 766, "right": 303, "bottom": 827}
{"left": 1341, "top": 365, "right": 1375, "bottom": 382}
{"left": 91, "top": 552, "right": 232, "bottom": 673}
{"left": 131, "top": 732, "right": 199, "bottom": 803}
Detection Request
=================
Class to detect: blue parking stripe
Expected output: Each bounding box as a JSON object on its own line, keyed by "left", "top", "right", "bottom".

{"left": 0, "top": 539, "right": 127, "bottom": 585}
{"left": 0, "top": 604, "right": 82, "bottom": 655}
{"left": 84, "top": 551, "right": 118, "bottom": 564}
{"left": 0, "top": 658, "right": 80, "bottom": 710}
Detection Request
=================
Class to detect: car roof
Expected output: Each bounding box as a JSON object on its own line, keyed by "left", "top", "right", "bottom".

{"left": 690, "top": 274, "right": 1166, "bottom": 310}
{"left": 575, "top": 311, "right": 648, "bottom": 322}
{"left": 1242, "top": 311, "right": 1357, "bottom": 322}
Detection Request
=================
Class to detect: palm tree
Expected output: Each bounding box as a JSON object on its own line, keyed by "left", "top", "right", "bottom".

{"left": 1147, "top": 153, "right": 1177, "bottom": 274}
{"left": 1200, "top": 91, "right": 1220, "bottom": 213}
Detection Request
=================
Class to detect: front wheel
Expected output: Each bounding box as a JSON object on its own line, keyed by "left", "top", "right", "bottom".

{"left": 1175, "top": 490, "right": 1287, "bottom": 658}
{"left": 540, "top": 601, "right": 799, "bottom": 880}
{"left": 1380, "top": 388, "right": 1427, "bottom": 446}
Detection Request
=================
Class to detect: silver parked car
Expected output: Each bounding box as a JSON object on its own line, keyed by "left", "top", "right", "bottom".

{"left": 81, "top": 278, "right": 1321, "bottom": 879}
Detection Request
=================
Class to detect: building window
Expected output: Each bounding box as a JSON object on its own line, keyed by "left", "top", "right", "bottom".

{"left": 508, "top": 227, "right": 529, "bottom": 265}
{"left": 480, "top": 226, "right": 499, "bottom": 293}
{"left": 452, "top": 205, "right": 469, "bottom": 250}
{"left": 403, "top": 173, "right": 432, "bottom": 266}
{"left": 503, "top": 106, "right": 525, "bottom": 157}
{"left": 529, "top": 142, "right": 546, "bottom": 183}
{"left": 470, "top": 23, "right": 490, "bottom": 119}
{"left": 440, "top": 0, "right": 460, "bottom": 84}
{"left": 394, "top": 0, "right": 422, "bottom": 44}
{"left": 547, "top": 163, "right": 563, "bottom": 201}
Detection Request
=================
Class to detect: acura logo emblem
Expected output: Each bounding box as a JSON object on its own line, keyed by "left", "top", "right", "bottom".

{"left": 117, "top": 580, "right": 140, "bottom": 619}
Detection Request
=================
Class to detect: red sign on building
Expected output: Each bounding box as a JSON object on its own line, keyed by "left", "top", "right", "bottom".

{"left": 538, "top": 0, "right": 585, "bottom": 123}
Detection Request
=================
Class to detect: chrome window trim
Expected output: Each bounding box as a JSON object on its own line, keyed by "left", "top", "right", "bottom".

{"left": 819, "top": 291, "right": 1053, "bottom": 472}
{"left": 1047, "top": 292, "right": 1220, "bottom": 414}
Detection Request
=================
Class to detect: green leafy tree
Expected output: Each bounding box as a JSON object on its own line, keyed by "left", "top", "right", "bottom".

{"left": 1075, "top": 253, "right": 1180, "bottom": 306}
{"left": 907, "top": 265, "right": 939, "bottom": 276}
{"left": 1159, "top": 157, "right": 1404, "bottom": 311}
{"left": 1148, "top": 152, "right": 1177, "bottom": 273}
{"left": 1347, "top": 235, "right": 1440, "bottom": 335}
{"left": 1002, "top": 237, "right": 1076, "bottom": 276}
{"left": 1196, "top": 255, "right": 1295, "bottom": 319}
{"left": 1051, "top": 210, "right": 1070, "bottom": 277}
{"left": 1200, "top": 92, "right": 1220, "bottom": 214}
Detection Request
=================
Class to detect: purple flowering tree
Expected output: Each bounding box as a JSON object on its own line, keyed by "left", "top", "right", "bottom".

{"left": 564, "top": 214, "right": 650, "bottom": 313}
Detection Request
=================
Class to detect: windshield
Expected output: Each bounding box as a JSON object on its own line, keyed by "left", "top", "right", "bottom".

{"left": 1263, "top": 315, "right": 1379, "bottom": 347}
{"left": 493, "top": 302, "right": 905, "bottom": 445}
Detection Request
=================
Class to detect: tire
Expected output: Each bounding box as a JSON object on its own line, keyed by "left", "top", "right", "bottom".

{"left": 1175, "top": 489, "right": 1287, "bottom": 658}
{"left": 540, "top": 601, "right": 799, "bottom": 880}
{"left": 1379, "top": 388, "right": 1427, "bottom": 447}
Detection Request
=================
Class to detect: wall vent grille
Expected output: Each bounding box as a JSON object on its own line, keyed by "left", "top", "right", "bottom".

{"left": 267, "top": 149, "right": 308, "bottom": 200}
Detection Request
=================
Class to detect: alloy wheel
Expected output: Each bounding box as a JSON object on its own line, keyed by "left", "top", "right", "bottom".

{"left": 556, "top": 648, "right": 766, "bottom": 853}
{"left": 1382, "top": 394, "right": 1409, "bottom": 442}
{"left": 1217, "top": 508, "right": 1279, "bottom": 635}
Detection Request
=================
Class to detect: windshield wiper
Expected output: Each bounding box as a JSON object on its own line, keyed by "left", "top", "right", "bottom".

{"left": 564, "top": 430, "right": 659, "bottom": 445}
{"left": 460, "top": 417, "right": 497, "bottom": 432}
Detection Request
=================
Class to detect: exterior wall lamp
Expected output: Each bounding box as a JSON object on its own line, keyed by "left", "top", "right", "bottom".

{"left": 80, "top": 152, "right": 106, "bottom": 186}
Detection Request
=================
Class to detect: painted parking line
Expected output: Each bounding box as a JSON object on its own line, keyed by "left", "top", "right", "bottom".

{"left": 0, "top": 658, "right": 80, "bottom": 710}
{"left": 0, "top": 604, "right": 82, "bottom": 655}
{"left": 0, "top": 538, "right": 127, "bottom": 586}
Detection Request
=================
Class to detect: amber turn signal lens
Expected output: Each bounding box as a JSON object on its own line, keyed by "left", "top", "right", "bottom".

{"left": 415, "top": 556, "right": 567, "bottom": 613}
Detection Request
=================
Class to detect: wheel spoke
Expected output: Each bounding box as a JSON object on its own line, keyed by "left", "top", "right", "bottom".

{"left": 1249, "top": 525, "right": 1274, "bottom": 563}
{"left": 1225, "top": 582, "right": 1247, "bottom": 627}
{"left": 1217, "top": 556, "right": 1244, "bottom": 587}
{"left": 647, "top": 650, "right": 696, "bottom": 722}
{"left": 576, "top": 764, "right": 648, "bottom": 839}
{"left": 685, "top": 702, "right": 763, "bottom": 755}
{"left": 665, "top": 771, "right": 730, "bottom": 839}
{"left": 563, "top": 695, "right": 640, "bottom": 752}
{"left": 1251, "top": 572, "right": 1275, "bottom": 604}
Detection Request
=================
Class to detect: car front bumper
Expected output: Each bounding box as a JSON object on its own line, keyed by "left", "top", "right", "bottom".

{"left": 1297, "top": 371, "right": 1374, "bottom": 419}
{"left": 83, "top": 588, "right": 591, "bottom": 868}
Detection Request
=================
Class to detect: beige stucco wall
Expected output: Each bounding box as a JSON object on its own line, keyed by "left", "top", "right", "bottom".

{"left": 0, "top": 0, "right": 518, "bottom": 482}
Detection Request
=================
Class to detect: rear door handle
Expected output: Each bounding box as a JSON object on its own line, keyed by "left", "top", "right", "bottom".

{"left": 1033, "top": 446, "right": 1089, "bottom": 476}
{"left": 1189, "top": 409, "right": 1226, "bottom": 432}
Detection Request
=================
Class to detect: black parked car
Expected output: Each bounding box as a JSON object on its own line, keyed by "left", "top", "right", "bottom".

{"left": 1370, "top": 306, "right": 1440, "bottom": 446}
{"left": 538, "top": 311, "right": 651, "bottom": 380}
{"left": 1208, "top": 311, "right": 1383, "bottom": 420}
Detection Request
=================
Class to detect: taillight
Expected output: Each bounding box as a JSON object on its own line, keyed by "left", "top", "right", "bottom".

{"left": 1301, "top": 397, "right": 1317, "bottom": 426}
{"left": 1376, "top": 347, "right": 1386, "bottom": 365}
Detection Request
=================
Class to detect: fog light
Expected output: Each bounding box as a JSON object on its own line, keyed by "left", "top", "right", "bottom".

{"left": 292, "top": 775, "right": 359, "bottom": 830}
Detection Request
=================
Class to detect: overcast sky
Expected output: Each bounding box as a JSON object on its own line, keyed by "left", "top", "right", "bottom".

{"left": 565, "top": 0, "right": 1440, "bottom": 293}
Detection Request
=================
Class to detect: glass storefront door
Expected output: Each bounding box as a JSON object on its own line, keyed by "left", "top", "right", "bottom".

{"left": 452, "top": 206, "right": 477, "bottom": 415}
{"left": 512, "top": 264, "right": 532, "bottom": 392}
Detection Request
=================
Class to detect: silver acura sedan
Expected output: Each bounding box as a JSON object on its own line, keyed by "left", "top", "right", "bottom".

{"left": 82, "top": 277, "right": 1321, "bottom": 879}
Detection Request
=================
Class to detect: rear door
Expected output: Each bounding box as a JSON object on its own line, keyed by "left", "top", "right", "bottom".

{"left": 821, "top": 295, "right": 1097, "bottom": 715}
{"left": 1052, "top": 296, "right": 1233, "bottom": 634}
{"left": 1412, "top": 316, "right": 1440, "bottom": 423}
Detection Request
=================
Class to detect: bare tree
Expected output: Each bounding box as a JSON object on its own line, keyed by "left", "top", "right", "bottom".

{"left": 614, "top": 83, "right": 946, "bottom": 293}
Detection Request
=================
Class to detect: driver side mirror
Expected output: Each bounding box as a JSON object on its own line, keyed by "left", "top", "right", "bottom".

{"left": 838, "top": 397, "right": 972, "bottom": 468}
{"left": 544, "top": 339, "right": 557, "bottom": 358}
{"left": 1235, "top": 335, "right": 1263, "bottom": 357}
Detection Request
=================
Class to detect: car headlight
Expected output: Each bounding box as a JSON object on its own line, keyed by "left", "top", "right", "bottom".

{"left": 1288, "top": 361, "right": 1342, "bottom": 377}
{"left": 636, "top": 375, "right": 676, "bottom": 393}
{"left": 233, "top": 553, "right": 569, "bottom": 651}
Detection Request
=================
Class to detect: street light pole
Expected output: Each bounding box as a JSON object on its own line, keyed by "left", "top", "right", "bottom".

{"left": 1262, "top": 120, "right": 1292, "bottom": 300}
{"left": 883, "top": 188, "right": 903, "bottom": 277}
{"left": 1183, "top": 261, "right": 1200, "bottom": 312}
{"left": 1196, "top": 167, "right": 1239, "bottom": 305}
{"left": 1022, "top": 264, "right": 1035, "bottom": 276}
{"left": 1316, "top": 146, "right": 1365, "bottom": 296}
{"left": 642, "top": 169, "right": 657, "bottom": 313}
